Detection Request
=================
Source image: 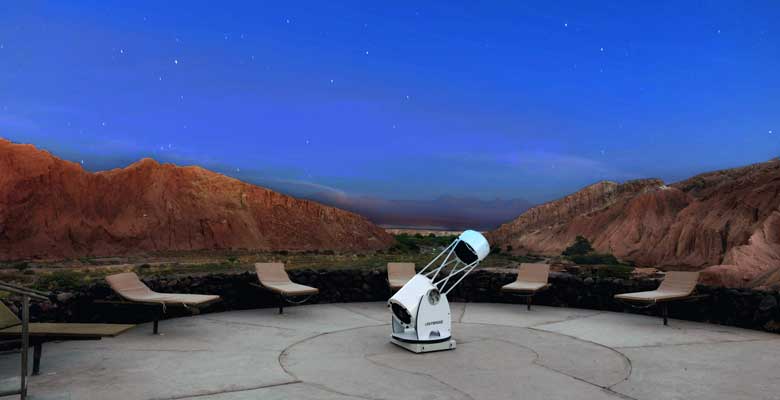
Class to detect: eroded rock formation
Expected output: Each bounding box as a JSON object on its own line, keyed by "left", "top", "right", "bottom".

{"left": 0, "top": 139, "right": 394, "bottom": 260}
{"left": 489, "top": 160, "right": 780, "bottom": 288}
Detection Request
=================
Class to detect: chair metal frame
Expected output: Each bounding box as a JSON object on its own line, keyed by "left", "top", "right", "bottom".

{"left": 0, "top": 281, "right": 50, "bottom": 400}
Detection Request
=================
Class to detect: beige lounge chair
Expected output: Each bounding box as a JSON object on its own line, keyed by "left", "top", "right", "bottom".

{"left": 105, "top": 272, "right": 220, "bottom": 333}
{"left": 501, "top": 263, "right": 551, "bottom": 310}
{"left": 0, "top": 301, "right": 134, "bottom": 375}
{"left": 615, "top": 271, "right": 701, "bottom": 325}
{"left": 387, "top": 262, "right": 416, "bottom": 291}
{"left": 253, "top": 263, "right": 319, "bottom": 314}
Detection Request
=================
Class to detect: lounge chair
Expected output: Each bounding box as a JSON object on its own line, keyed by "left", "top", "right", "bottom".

{"left": 615, "top": 271, "right": 701, "bottom": 325}
{"left": 105, "top": 272, "right": 220, "bottom": 333}
{"left": 387, "top": 262, "right": 416, "bottom": 291}
{"left": 0, "top": 301, "right": 134, "bottom": 376}
{"left": 253, "top": 263, "right": 319, "bottom": 314}
{"left": 501, "top": 263, "right": 551, "bottom": 310}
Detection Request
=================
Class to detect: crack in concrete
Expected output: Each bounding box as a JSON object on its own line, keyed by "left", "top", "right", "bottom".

{"left": 276, "top": 322, "right": 386, "bottom": 380}
{"left": 363, "top": 353, "right": 476, "bottom": 400}
{"left": 489, "top": 337, "right": 637, "bottom": 400}
{"left": 332, "top": 304, "right": 387, "bottom": 323}
{"left": 153, "top": 379, "right": 302, "bottom": 400}
{"left": 300, "top": 381, "right": 379, "bottom": 400}
{"left": 526, "top": 326, "right": 633, "bottom": 390}
{"left": 614, "top": 336, "right": 780, "bottom": 350}
{"left": 456, "top": 302, "right": 467, "bottom": 323}
{"left": 200, "top": 316, "right": 302, "bottom": 332}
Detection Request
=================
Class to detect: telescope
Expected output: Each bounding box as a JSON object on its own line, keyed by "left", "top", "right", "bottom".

{"left": 387, "top": 230, "right": 490, "bottom": 353}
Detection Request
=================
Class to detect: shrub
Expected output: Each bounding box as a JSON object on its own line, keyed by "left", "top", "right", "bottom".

{"left": 35, "top": 270, "right": 85, "bottom": 291}
{"left": 594, "top": 265, "right": 634, "bottom": 280}
{"left": 13, "top": 262, "right": 30, "bottom": 271}
{"left": 563, "top": 236, "right": 593, "bottom": 256}
{"left": 569, "top": 253, "right": 620, "bottom": 265}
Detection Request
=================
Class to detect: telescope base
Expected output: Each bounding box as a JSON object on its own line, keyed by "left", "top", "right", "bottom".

{"left": 390, "top": 337, "right": 456, "bottom": 353}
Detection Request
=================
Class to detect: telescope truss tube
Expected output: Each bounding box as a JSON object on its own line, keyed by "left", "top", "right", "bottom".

{"left": 388, "top": 230, "right": 490, "bottom": 353}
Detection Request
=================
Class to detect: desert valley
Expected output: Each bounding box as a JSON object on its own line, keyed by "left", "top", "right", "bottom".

{"left": 1, "top": 138, "right": 778, "bottom": 291}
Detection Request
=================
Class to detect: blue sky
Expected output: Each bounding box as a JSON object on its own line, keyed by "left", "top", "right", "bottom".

{"left": 0, "top": 1, "right": 777, "bottom": 203}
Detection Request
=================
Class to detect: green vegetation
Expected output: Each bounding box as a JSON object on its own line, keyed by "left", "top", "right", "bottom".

{"left": 562, "top": 235, "right": 594, "bottom": 256}
{"left": 390, "top": 233, "right": 458, "bottom": 253}
{"left": 1, "top": 233, "right": 547, "bottom": 291}
{"left": 593, "top": 265, "right": 634, "bottom": 280}
{"left": 34, "top": 270, "right": 86, "bottom": 291}
{"left": 569, "top": 253, "right": 620, "bottom": 265}
{"left": 562, "top": 236, "right": 634, "bottom": 278}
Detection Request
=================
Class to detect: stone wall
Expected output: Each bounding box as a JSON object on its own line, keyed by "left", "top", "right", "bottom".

{"left": 9, "top": 269, "right": 780, "bottom": 333}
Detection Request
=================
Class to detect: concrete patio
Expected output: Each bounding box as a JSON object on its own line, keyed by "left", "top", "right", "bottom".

{"left": 1, "top": 302, "right": 778, "bottom": 400}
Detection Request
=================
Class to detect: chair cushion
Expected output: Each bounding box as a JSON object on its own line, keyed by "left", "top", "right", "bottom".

{"left": 516, "top": 263, "right": 550, "bottom": 283}
{"left": 0, "top": 323, "right": 135, "bottom": 338}
{"left": 502, "top": 281, "right": 548, "bottom": 293}
{"left": 262, "top": 282, "right": 319, "bottom": 296}
{"left": 106, "top": 272, "right": 220, "bottom": 306}
{"left": 0, "top": 302, "right": 20, "bottom": 330}
{"left": 615, "top": 290, "right": 691, "bottom": 302}
{"left": 255, "top": 263, "right": 291, "bottom": 283}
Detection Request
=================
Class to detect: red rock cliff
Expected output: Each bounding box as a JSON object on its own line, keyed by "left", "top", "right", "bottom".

{"left": 489, "top": 160, "right": 780, "bottom": 288}
{"left": 0, "top": 139, "right": 395, "bottom": 260}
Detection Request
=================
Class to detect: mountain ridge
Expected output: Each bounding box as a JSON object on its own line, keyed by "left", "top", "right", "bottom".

{"left": 0, "top": 138, "right": 394, "bottom": 260}
{"left": 488, "top": 159, "right": 780, "bottom": 288}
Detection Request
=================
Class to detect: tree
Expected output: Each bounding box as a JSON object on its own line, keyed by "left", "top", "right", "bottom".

{"left": 563, "top": 235, "right": 593, "bottom": 256}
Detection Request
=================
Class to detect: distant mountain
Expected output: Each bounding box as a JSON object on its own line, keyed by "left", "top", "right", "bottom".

{"left": 0, "top": 139, "right": 394, "bottom": 260}
{"left": 488, "top": 159, "right": 780, "bottom": 289}
{"left": 305, "top": 192, "right": 533, "bottom": 231}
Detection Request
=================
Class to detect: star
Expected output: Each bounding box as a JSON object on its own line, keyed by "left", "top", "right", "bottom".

{"left": 405, "top": 95, "right": 410, "bottom": 100}
{"left": 174, "top": 59, "right": 179, "bottom": 64}
{"left": 80, "top": 160, "right": 84, "bottom": 165}
{"left": 286, "top": 18, "right": 291, "bottom": 24}
{"left": 158, "top": 76, "right": 163, "bottom": 81}
{"left": 305, "top": 139, "right": 310, "bottom": 145}
{"left": 564, "top": 23, "right": 568, "bottom": 28}
{"left": 119, "top": 49, "right": 125, "bottom": 54}
{"left": 365, "top": 50, "right": 369, "bottom": 55}
{"left": 600, "top": 47, "right": 605, "bottom": 52}
{"left": 101, "top": 122, "right": 106, "bottom": 127}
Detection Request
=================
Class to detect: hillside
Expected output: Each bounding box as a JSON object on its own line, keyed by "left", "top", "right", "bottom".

{"left": 489, "top": 160, "right": 780, "bottom": 288}
{"left": 0, "top": 139, "right": 394, "bottom": 260}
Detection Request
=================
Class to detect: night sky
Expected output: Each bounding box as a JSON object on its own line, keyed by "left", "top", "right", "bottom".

{"left": 1, "top": 1, "right": 778, "bottom": 204}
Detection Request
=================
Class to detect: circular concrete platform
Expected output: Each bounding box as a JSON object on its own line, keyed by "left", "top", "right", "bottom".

{"left": 1, "top": 302, "right": 778, "bottom": 400}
